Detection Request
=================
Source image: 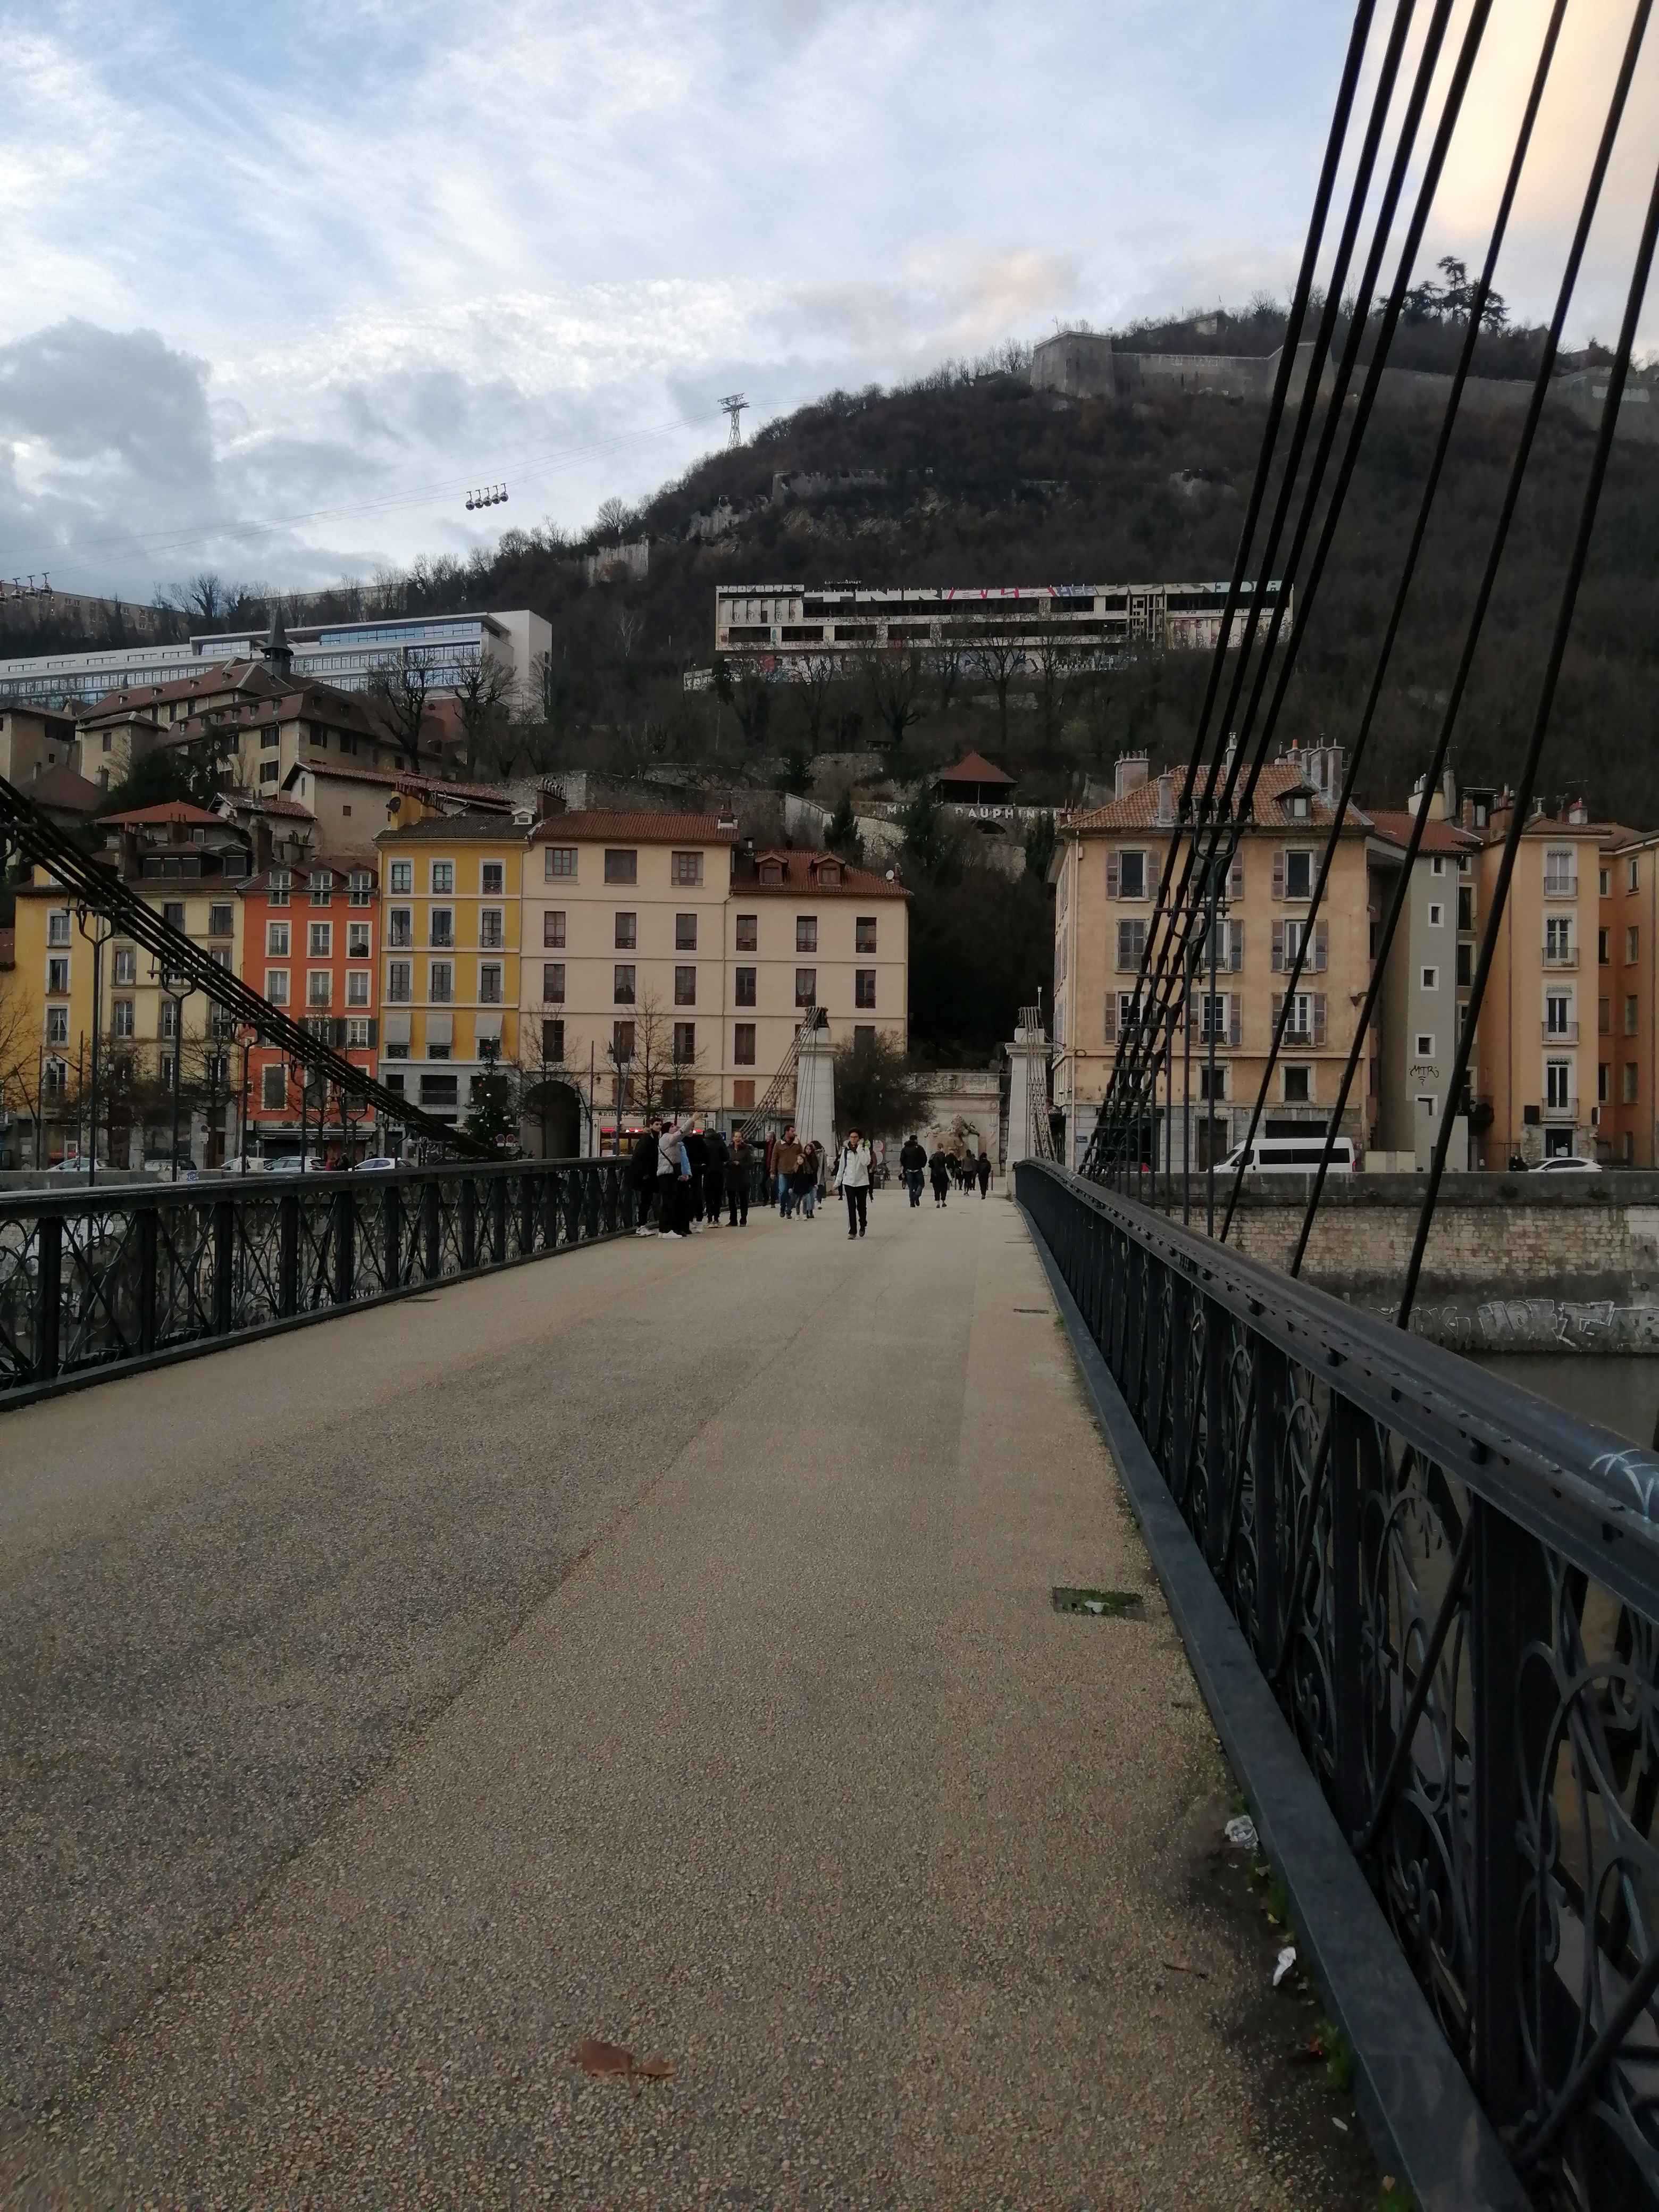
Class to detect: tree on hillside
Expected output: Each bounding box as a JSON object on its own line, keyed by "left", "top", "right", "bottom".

{"left": 1023, "top": 810, "right": 1057, "bottom": 880}
{"left": 907, "top": 864, "right": 1052, "bottom": 1065}
{"left": 898, "top": 776, "right": 961, "bottom": 886}
{"left": 792, "top": 652, "right": 842, "bottom": 752}
{"left": 720, "top": 657, "right": 774, "bottom": 749}
{"left": 529, "top": 644, "right": 575, "bottom": 739}
{"left": 925, "top": 641, "right": 963, "bottom": 718}
{"left": 856, "top": 641, "right": 928, "bottom": 753}
{"left": 1032, "top": 639, "right": 1082, "bottom": 764}
{"left": 453, "top": 651, "right": 514, "bottom": 777}
{"left": 832, "top": 1030, "right": 930, "bottom": 1138}
{"left": 967, "top": 636, "right": 1026, "bottom": 751}
{"left": 364, "top": 655, "right": 431, "bottom": 770}
{"left": 825, "top": 789, "right": 864, "bottom": 862}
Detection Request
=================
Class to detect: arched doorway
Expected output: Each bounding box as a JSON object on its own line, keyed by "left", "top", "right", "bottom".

{"left": 525, "top": 1078, "right": 584, "bottom": 1159}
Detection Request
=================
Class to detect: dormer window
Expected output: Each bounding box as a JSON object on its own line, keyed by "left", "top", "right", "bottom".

{"left": 819, "top": 861, "right": 841, "bottom": 886}
{"left": 1288, "top": 791, "right": 1311, "bottom": 820}
{"left": 760, "top": 860, "right": 784, "bottom": 885}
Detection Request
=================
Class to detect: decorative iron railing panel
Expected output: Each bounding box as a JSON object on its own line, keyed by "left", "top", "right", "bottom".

{"left": 0, "top": 1158, "right": 664, "bottom": 1405}
{"left": 1018, "top": 1160, "right": 1659, "bottom": 2207}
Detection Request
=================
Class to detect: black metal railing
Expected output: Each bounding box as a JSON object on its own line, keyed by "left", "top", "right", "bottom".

{"left": 1018, "top": 1159, "right": 1659, "bottom": 2206}
{"left": 0, "top": 1158, "right": 650, "bottom": 1405}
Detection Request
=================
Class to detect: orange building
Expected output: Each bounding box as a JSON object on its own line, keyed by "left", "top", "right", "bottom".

{"left": 240, "top": 851, "right": 381, "bottom": 1161}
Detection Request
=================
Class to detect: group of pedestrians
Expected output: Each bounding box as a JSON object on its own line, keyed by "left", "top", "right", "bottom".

{"left": 626, "top": 1118, "right": 753, "bottom": 1239}
{"left": 766, "top": 1128, "right": 826, "bottom": 1220}
{"left": 898, "top": 1135, "right": 992, "bottom": 1208}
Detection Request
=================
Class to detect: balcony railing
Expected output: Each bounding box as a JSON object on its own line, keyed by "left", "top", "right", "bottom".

{"left": 1543, "top": 1019, "right": 1580, "bottom": 1044}
{"left": 1543, "top": 945, "right": 1578, "bottom": 969}
{"left": 1544, "top": 874, "right": 1579, "bottom": 899}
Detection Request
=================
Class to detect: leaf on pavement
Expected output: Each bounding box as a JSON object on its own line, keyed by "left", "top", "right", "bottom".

{"left": 572, "top": 2037, "right": 635, "bottom": 2077}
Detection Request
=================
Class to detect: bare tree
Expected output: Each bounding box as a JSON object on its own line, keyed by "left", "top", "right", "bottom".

{"left": 610, "top": 992, "right": 706, "bottom": 1121}
{"left": 364, "top": 655, "right": 431, "bottom": 770}
{"left": 855, "top": 641, "right": 928, "bottom": 754}
{"left": 610, "top": 603, "right": 645, "bottom": 690}
{"left": 593, "top": 497, "right": 633, "bottom": 543}
{"left": 452, "top": 651, "right": 514, "bottom": 777}
{"left": 967, "top": 635, "right": 1027, "bottom": 751}
{"left": 517, "top": 1017, "right": 584, "bottom": 1157}
{"left": 1032, "top": 638, "right": 1082, "bottom": 763}
{"left": 793, "top": 652, "right": 842, "bottom": 752}
{"left": 720, "top": 658, "right": 774, "bottom": 749}
{"left": 925, "top": 640, "right": 964, "bottom": 718}
{"left": 0, "top": 970, "right": 45, "bottom": 1165}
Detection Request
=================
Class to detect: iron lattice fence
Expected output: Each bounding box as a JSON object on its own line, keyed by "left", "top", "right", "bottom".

{"left": 0, "top": 1159, "right": 652, "bottom": 1405}
{"left": 1018, "top": 1160, "right": 1659, "bottom": 2207}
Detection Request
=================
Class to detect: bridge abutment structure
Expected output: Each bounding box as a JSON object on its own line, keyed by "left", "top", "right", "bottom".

{"left": 0, "top": 1174, "right": 1397, "bottom": 2207}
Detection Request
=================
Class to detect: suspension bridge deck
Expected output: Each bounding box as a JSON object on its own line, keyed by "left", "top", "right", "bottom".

{"left": 2, "top": 1186, "right": 1368, "bottom": 2208}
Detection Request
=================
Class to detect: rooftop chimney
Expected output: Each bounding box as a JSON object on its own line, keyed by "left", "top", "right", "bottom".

{"left": 1154, "top": 770, "right": 1175, "bottom": 828}
{"left": 1567, "top": 797, "right": 1588, "bottom": 826}
{"left": 1113, "top": 749, "right": 1150, "bottom": 802}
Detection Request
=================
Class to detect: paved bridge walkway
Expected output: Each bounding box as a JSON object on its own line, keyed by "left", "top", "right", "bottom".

{"left": 2, "top": 1184, "right": 1363, "bottom": 2209}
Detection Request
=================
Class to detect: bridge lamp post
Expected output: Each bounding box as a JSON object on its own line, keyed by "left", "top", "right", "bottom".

{"left": 155, "top": 967, "right": 195, "bottom": 1180}
{"left": 236, "top": 1025, "right": 259, "bottom": 1170}
{"left": 74, "top": 904, "right": 117, "bottom": 1187}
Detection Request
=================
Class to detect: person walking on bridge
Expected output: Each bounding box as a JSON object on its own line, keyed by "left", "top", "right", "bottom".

{"left": 836, "top": 1128, "right": 872, "bottom": 1239}
{"left": 657, "top": 1119, "right": 691, "bottom": 1239}
{"left": 928, "top": 1146, "right": 951, "bottom": 1207}
{"left": 899, "top": 1133, "right": 926, "bottom": 1208}
{"left": 775, "top": 1128, "right": 803, "bottom": 1219}
{"left": 701, "top": 1124, "right": 728, "bottom": 1225}
{"left": 629, "top": 1124, "right": 660, "bottom": 1235}
{"left": 976, "top": 1147, "right": 992, "bottom": 1200}
{"left": 725, "top": 1129, "right": 751, "bottom": 1226}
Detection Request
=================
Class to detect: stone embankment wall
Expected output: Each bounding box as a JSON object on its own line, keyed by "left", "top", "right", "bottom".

{"left": 1210, "top": 1174, "right": 1659, "bottom": 1351}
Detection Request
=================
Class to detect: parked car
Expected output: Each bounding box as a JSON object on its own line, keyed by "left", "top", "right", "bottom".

{"left": 1532, "top": 1154, "right": 1603, "bottom": 1173}
{"left": 353, "top": 1156, "right": 402, "bottom": 1172}
{"left": 262, "top": 1153, "right": 326, "bottom": 1176}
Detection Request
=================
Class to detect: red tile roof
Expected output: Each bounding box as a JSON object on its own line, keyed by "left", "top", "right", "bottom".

{"left": 1066, "top": 758, "right": 1368, "bottom": 833}
{"left": 530, "top": 810, "right": 739, "bottom": 844}
{"left": 78, "top": 662, "right": 263, "bottom": 716}
{"left": 291, "top": 759, "right": 507, "bottom": 800}
{"left": 739, "top": 850, "right": 907, "bottom": 898}
{"left": 27, "top": 764, "right": 103, "bottom": 814}
{"left": 99, "top": 800, "right": 225, "bottom": 826}
{"left": 935, "top": 750, "right": 1015, "bottom": 786}
{"left": 1365, "top": 810, "right": 1480, "bottom": 855}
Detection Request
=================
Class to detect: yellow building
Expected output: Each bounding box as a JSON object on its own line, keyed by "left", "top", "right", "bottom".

{"left": 7, "top": 801, "right": 249, "bottom": 1165}
{"left": 376, "top": 808, "right": 525, "bottom": 1132}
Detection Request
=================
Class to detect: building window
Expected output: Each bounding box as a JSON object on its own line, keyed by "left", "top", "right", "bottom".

{"left": 544, "top": 910, "right": 566, "bottom": 949}
{"left": 1630, "top": 858, "right": 1641, "bottom": 894}
{"left": 1116, "top": 919, "right": 1146, "bottom": 971}
{"left": 612, "top": 1020, "right": 635, "bottom": 1063}
{"left": 614, "top": 964, "right": 636, "bottom": 1004}
{"left": 1283, "top": 1066, "right": 1312, "bottom": 1103}
{"left": 389, "top": 861, "right": 412, "bottom": 895}
{"left": 735, "top": 913, "right": 758, "bottom": 951}
{"left": 542, "top": 1018, "right": 565, "bottom": 1063}
{"left": 480, "top": 908, "right": 505, "bottom": 950}
{"left": 431, "top": 861, "right": 455, "bottom": 894}
{"left": 1626, "top": 995, "right": 1640, "bottom": 1036}
{"left": 795, "top": 968, "right": 817, "bottom": 1006}
{"left": 348, "top": 920, "right": 371, "bottom": 959}
{"left": 1626, "top": 1063, "right": 1641, "bottom": 1104}
{"left": 208, "top": 904, "right": 233, "bottom": 937}
{"left": 673, "top": 1021, "right": 696, "bottom": 1061}
{"left": 796, "top": 916, "right": 817, "bottom": 953}
{"left": 259, "top": 760, "right": 280, "bottom": 784}
{"left": 676, "top": 912, "right": 698, "bottom": 951}
{"left": 1421, "top": 966, "right": 1438, "bottom": 991}
{"left": 346, "top": 969, "right": 370, "bottom": 1007}
{"left": 113, "top": 946, "right": 136, "bottom": 986}
{"left": 267, "top": 921, "right": 291, "bottom": 957}
{"left": 349, "top": 871, "right": 373, "bottom": 906}
{"left": 615, "top": 912, "right": 637, "bottom": 949}
{"left": 47, "top": 909, "right": 71, "bottom": 948}
{"left": 265, "top": 969, "right": 289, "bottom": 1005}
{"left": 420, "top": 1074, "right": 459, "bottom": 1108}
{"left": 261, "top": 1063, "right": 289, "bottom": 1110}
{"left": 735, "top": 966, "right": 756, "bottom": 1007}
{"left": 674, "top": 965, "right": 697, "bottom": 1006}
{"left": 1597, "top": 1061, "right": 1610, "bottom": 1103}
{"left": 307, "top": 971, "right": 331, "bottom": 1008}
{"left": 46, "top": 1006, "right": 69, "bottom": 1045}
{"left": 732, "top": 1077, "right": 756, "bottom": 1109}
{"left": 1600, "top": 867, "right": 1612, "bottom": 896}
{"left": 1415, "top": 1032, "right": 1435, "bottom": 1057}
{"left": 387, "top": 960, "right": 413, "bottom": 1003}
{"left": 429, "top": 961, "right": 454, "bottom": 1003}
{"left": 430, "top": 909, "right": 454, "bottom": 949}
{"left": 1545, "top": 995, "right": 1572, "bottom": 1038}
{"left": 544, "top": 847, "right": 576, "bottom": 879}
{"left": 1546, "top": 1060, "right": 1573, "bottom": 1111}
{"left": 671, "top": 851, "right": 702, "bottom": 886}
{"left": 1628, "top": 925, "right": 1640, "bottom": 963}
{"left": 543, "top": 962, "right": 565, "bottom": 1004}
{"left": 1199, "top": 1063, "right": 1227, "bottom": 1101}
{"left": 308, "top": 871, "right": 332, "bottom": 907}
{"left": 1544, "top": 848, "right": 1576, "bottom": 898}
{"left": 159, "top": 998, "right": 180, "bottom": 1041}
{"left": 1284, "top": 850, "right": 1313, "bottom": 900}
{"left": 388, "top": 908, "right": 412, "bottom": 948}
{"left": 479, "top": 962, "right": 504, "bottom": 1004}
{"left": 46, "top": 956, "right": 70, "bottom": 994}
{"left": 1118, "top": 849, "right": 1147, "bottom": 900}
{"left": 855, "top": 969, "right": 876, "bottom": 1008}
{"left": 1545, "top": 918, "right": 1574, "bottom": 967}
{"left": 856, "top": 916, "right": 877, "bottom": 954}
{"left": 163, "top": 901, "right": 186, "bottom": 931}
{"left": 604, "top": 849, "right": 637, "bottom": 885}
{"left": 734, "top": 1023, "right": 757, "bottom": 1065}
{"left": 308, "top": 921, "right": 332, "bottom": 957}
{"left": 112, "top": 998, "right": 135, "bottom": 1038}
{"left": 481, "top": 860, "right": 505, "bottom": 895}
{"left": 1428, "top": 903, "right": 1443, "bottom": 928}
{"left": 1600, "top": 928, "right": 1611, "bottom": 966}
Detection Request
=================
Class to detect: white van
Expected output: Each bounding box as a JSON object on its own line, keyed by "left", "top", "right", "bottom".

{"left": 1218, "top": 1135, "right": 1355, "bottom": 1177}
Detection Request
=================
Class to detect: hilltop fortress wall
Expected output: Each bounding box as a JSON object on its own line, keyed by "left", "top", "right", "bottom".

{"left": 1029, "top": 330, "right": 1657, "bottom": 443}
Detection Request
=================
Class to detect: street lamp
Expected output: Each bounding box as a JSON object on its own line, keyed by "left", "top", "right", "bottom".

{"left": 237, "top": 1024, "right": 259, "bottom": 1170}
{"left": 155, "top": 964, "right": 195, "bottom": 1180}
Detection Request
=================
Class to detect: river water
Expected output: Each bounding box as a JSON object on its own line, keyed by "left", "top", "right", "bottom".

{"left": 1470, "top": 1353, "right": 1659, "bottom": 1448}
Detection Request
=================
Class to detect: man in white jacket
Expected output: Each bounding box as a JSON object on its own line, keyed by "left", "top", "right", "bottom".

{"left": 835, "top": 1128, "right": 872, "bottom": 1240}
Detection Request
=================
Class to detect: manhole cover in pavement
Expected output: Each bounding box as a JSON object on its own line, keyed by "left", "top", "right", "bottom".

{"left": 1052, "top": 1586, "right": 1144, "bottom": 1619}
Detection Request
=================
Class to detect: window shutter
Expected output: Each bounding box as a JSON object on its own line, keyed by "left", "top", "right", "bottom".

{"left": 1271, "top": 992, "right": 1284, "bottom": 1036}
{"left": 1116, "top": 921, "right": 1128, "bottom": 970}
{"left": 1271, "top": 919, "right": 1284, "bottom": 973}
{"left": 1313, "top": 993, "right": 1327, "bottom": 1046}
{"left": 1229, "top": 921, "right": 1244, "bottom": 973}
{"left": 1106, "top": 850, "right": 1120, "bottom": 899}
{"left": 1313, "top": 921, "right": 1328, "bottom": 973}
{"left": 1272, "top": 850, "right": 1285, "bottom": 900}
{"left": 1229, "top": 856, "right": 1244, "bottom": 902}
{"left": 1103, "top": 995, "right": 1117, "bottom": 1044}
{"left": 1229, "top": 996, "right": 1242, "bottom": 1047}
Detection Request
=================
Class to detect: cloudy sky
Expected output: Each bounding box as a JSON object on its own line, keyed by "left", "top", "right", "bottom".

{"left": 0, "top": 0, "right": 1652, "bottom": 605}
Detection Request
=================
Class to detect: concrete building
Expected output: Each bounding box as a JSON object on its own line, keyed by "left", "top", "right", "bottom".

{"left": 0, "top": 608, "right": 551, "bottom": 713}
{"left": 0, "top": 705, "right": 78, "bottom": 785}
{"left": 242, "top": 850, "right": 381, "bottom": 1162}
{"left": 712, "top": 579, "right": 1288, "bottom": 669}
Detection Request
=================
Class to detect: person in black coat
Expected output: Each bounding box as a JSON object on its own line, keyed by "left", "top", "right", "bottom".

{"left": 899, "top": 1134, "right": 927, "bottom": 1208}
{"left": 928, "top": 1147, "right": 951, "bottom": 1206}
{"left": 683, "top": 1125, "right": 709, "bottom": 1222}
{"left": 701, "top": 1126, "right": 728, "bottom": 1224}
{"left": 975, "top": 1148, "right": 992, "bottom": 1198}
{"left": 725, "top": 1130, "right": 751, "bottom": 1225}
{"left": 627, "top": 1126, "right": 660, "bottom": 1234}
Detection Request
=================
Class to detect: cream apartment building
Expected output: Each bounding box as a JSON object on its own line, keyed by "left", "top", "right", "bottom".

{"left": 520, "top": 811, "right": 908, "bottom": 1146}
